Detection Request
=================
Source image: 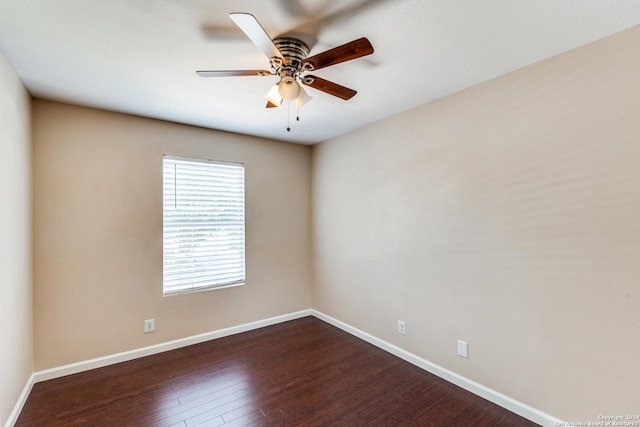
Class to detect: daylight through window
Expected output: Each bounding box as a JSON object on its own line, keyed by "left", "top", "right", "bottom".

{"left": 163, "top": 156, "right": 245, "bottom": 295}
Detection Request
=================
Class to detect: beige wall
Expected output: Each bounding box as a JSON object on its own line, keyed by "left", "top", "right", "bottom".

{"left": 32, "top": 101, "right": 311, "bottom": 370}
{"left": 0, "top": 49, "right": 33, "bottom": 424}
{"left": 312, "top": 25, "right": 640, "bottom": 420}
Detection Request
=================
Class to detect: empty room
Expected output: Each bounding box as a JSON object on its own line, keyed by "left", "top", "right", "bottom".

{"left": 1, "top": 1, "right": 640, "bottom": 426}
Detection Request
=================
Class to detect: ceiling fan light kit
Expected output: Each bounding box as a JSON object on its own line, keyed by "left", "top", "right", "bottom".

{"left": 264, "top": 83, "right": 283, "bottom": 107}
{"left": 197, "top": 12, "right": 374, "bottom": 130}
{"left": 295, "top": 86, "right": 313, "bottom": 108}
{"left": 277, "top": 76, "right": 300, "bottom": 101}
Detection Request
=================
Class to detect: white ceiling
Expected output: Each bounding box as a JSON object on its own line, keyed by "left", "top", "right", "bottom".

{"left": 1, "top": 1, "right": 640, "bottom": 145}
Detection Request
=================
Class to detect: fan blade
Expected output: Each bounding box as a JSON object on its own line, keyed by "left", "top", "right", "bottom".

{"left": 301, "top": 75, "right": 357, "bottom": 100}
{"left": 266, "top": 100, "right": 280, "bottom": 108}
{"left": 229, "top": 13, "right": 284, "bottom": 61}
{"left": 196, "top": 70, "right": 272, "bottom": 77}
{"left": 302, "top": 37, "right": 373, "bottom": 71}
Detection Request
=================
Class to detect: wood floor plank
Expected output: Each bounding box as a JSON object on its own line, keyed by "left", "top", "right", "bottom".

{"left": 16, "top": 317, "right": 539, "bottom": 426}
{"left": 224, "top": 414, "right": 263, "bottom": 427}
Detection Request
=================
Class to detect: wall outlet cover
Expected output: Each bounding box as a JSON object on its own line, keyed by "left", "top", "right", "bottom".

{"left": 457, "top": 339, "right": 468, "bottom": 358}
{"left": 144, "top": 319, "right": 155, "bottom": 333}
{"left": 398, "top": 320, "right": 406, "bottom": 335}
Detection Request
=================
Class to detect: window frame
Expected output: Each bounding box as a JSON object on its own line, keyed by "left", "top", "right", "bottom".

{"left": 162, "top": 155, "right": 246, "bottom": 296}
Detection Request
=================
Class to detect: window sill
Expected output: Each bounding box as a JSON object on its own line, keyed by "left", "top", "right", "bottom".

{"left": 163, "top": 281, "right": 245, "bottom": 297}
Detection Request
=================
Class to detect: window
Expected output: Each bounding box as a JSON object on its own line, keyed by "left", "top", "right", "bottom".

{"left": 163, "top": 156, "right": 245, "bottom": 295}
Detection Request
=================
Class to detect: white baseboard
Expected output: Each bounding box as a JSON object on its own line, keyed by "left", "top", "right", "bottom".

{"left": 4, "top": 373, "right": 34, "bottom": 427}
{"left": 10, "top": 308, "right": 560, "bottom": 427}
{"left": 6, "top": 310, "right": 311, "bottom": 426}
{"left": 310, "top": 310, "right": 563, "bottom": 427}
{"left": 33, "top": 309, "right": 312, "bottom": 383}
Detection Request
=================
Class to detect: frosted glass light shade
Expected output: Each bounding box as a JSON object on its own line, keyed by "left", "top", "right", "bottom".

{"left": 296, "top": 86, "right": 313, "bottom": 108}
{"left": 278, "top": 76, "right": 301, "bottom": 101}
{"left": 264, "top": 83, "right": 283, "bottom": 106}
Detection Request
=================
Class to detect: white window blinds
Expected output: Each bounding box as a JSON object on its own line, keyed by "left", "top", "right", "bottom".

{"left": 163, "top": 156, "right": 245, "bottom": 295}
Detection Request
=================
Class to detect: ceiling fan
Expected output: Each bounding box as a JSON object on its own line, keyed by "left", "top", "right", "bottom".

{"left": 196, "top": 12, "right": 374, "bottom": 110}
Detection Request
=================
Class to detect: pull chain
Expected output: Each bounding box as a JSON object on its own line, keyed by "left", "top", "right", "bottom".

{"left": 286, "top": 102, "right": 291, "bottom": 132}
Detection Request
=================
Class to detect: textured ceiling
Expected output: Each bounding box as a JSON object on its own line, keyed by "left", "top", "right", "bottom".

{"left": 1, "top": 0, "right": 640, "bottom": 144}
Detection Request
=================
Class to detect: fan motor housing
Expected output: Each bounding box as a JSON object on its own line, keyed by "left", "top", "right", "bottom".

{"left": 273, "top": 37, "right": 309, "bottom": 73}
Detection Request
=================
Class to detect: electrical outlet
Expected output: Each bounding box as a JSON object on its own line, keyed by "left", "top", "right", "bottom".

{"left": 457, "top": 339, "right": 468, "bottom": 358}
{"left": 144, "top": 319, "right": 155, "bottom": 333}
{"left": 397, "top": 320, "right": 406, "bottom": 335}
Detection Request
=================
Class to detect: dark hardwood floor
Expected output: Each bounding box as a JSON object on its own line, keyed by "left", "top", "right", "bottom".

{"left": 16, "top": 317, "right": 538, "bottom": 426}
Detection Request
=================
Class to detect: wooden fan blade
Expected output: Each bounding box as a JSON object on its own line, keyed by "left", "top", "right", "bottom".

{"left": 301, "top": 75, "right": 357, "bottom": 100}
{"left": 266, "top": 100, "right": 281, "bottom": 108}
{"left": 196, "top": 70, "right": 272, "bottom": 77}
{"left": 301, "top": 37, "right": 373, "bottom": 71}
{"left": 229, "top": 13, "right": 284, "bottom": 61}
